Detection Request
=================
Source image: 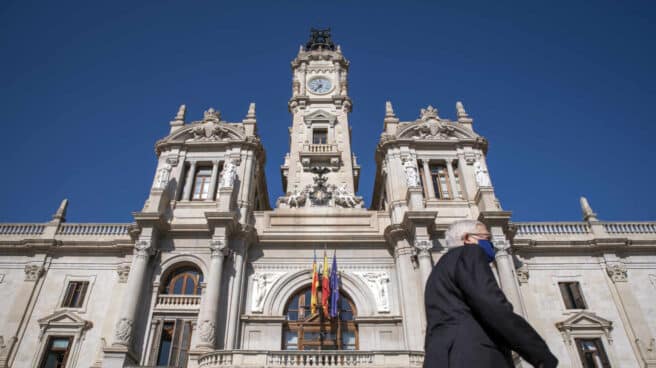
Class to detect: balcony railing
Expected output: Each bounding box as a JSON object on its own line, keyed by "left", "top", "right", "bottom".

{"left": 0, "top": 223, "right": 45, "bottom": 236}
{"left": 303, "top": 144, "right": 338, "bottom": 154}
{"left": 57, "top": 223, "right": 130, "bottom": 236}
{"left": 199, "top": 350, "right": 423, "bottom": 368}
{"left": 603, "top": 222, "right": 656, "bottom": 234}
{"left": 155, "top": 294, "right": 201, "bottom": 310}
{"left": 514, "top": 222, "right": 590, "bottom": 236}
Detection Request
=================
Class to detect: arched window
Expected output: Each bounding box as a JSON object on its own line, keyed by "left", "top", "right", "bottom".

{"left": 161, "top": 266, "right": 203, "bottom": 295}
{"left": 282, "top": 287, "right": 358, "bottom": 350}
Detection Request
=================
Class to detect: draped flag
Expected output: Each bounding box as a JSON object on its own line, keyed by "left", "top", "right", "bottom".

{"left": 329, "top": 251, "right": 340, "bottom": 318}
{"left": 311, "top": 249, "right": 319, "bottom": 315}
{"left": 321, "top": 249, "right": 330, "bottom": 317}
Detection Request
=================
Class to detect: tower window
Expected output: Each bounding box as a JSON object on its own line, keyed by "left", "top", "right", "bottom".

{"left": 61, "top": 281, "right": 89, "bottom": 308}
{"left": 312, "top": 128, "right": 328, "bottom": 144}
{"left": 430, "top": 165, "right": 452, "bottom": 199}
{"left": 39, "top": 336, "right": 73, "bottom": 368}
{"left": 192, "top": 167, "right": 213, "bottom": 200}
{"left": 559, "top": 282, "right": 587, "bottom": 309}
{"left": 575, "top": 338, "right": 611, "bottom": 367}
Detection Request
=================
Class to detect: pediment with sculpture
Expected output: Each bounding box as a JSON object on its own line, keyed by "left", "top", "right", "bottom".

{"left": 158, "top": 108, "right": 247, "bottom": 146}
{"left": 390, "top": 105, "right": 479, "bottom": 141}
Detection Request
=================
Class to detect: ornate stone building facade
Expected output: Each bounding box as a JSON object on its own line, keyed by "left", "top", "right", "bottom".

{"left": 1, "top": 30, "right": 655, "bottom": 368}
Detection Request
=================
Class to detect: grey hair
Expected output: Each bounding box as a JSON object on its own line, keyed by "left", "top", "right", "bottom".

{"left": 445, "top": 220, "right": 484, "bottom": 248}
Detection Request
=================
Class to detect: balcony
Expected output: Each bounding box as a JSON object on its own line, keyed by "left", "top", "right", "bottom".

{"left": 300, "top": 144, "right": 341, "bottom": 169}
{"left": 199, "top": 350, "right": 423, "bottom": 368}
{"left": 154, "top": 294, "right": 201, "bottom": 311}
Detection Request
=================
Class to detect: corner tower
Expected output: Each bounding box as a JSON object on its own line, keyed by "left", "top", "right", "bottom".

{"left": 278, "top": 29, "right": 361, "bottom": 208}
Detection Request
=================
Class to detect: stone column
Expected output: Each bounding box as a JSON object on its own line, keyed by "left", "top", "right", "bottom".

{"left": 414, "top": 240, "right": 433, "bottom": 288}
{"left": 207, "top": 161, "right": 220, "bottom": 202}
{"left": 394, "top": 239, "right": 425, "bottom": 351}
{"left": 194, "top": 239, "right": 228, "bottom": 350}
{"left": 606, "top": 262, "right": 656, "bottom": 367}
{"left": 112, "top": 238, "right": 154, "bottom": 348}
{"left": 421, "top": 160, "right": 436, "bottom": 199}
{"left": 224, "top": 237, "right": 248, "bottom": 349}
{"left": 445, "top": 159, "right": 460, "bottom": 199}
{"left": 183, "top": 161, "right": 197, "bottom": 201}
{"left": 491, "top": 233, "right": 526, "bottom": 316}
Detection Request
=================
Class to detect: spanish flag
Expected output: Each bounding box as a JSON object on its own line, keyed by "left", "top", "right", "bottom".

{"left": 321, "top": 249, "right": 331, "bottom": 317}
{"left": 311, "top": 250, "right": 319, "bottom": 315}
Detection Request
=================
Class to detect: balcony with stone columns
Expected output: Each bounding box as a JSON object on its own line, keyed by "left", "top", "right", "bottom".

{"left": 197, "top": 350, "right": 424, "bottom": 368}
{"left": 300, "top": 144, "right": 341, "bottom": 169}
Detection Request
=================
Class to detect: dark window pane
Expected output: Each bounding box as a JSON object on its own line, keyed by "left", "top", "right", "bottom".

{"left": 157, "top": 322, "right": 175, "bottom": 365}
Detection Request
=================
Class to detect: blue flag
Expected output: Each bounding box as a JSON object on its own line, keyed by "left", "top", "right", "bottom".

{"left": 329, "top": 251, "right": 340, "bottom": 318}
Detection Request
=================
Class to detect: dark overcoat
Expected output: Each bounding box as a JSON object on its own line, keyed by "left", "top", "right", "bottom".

{"left": 424, "top": 245, "right": 558, "bottom": 368}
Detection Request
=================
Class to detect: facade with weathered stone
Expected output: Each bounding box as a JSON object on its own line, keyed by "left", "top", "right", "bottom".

{"left": 1, "top": 30, "right": 655, "bottom": 368}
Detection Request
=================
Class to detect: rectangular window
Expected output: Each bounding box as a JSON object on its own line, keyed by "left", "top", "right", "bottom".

{"left": 575, "top": 338, "right": 611, "bottom": 367}
{"left": 192, "top": 167, "right": 212, "bottom": 200}
{"left": 430, "top": 164, "right": 452, "bottom": 199}
{"left": 559, "top": 282, "right": 587, "bottom": 309}
{"left": 312, "top": 128, "right": 328, "bottom": 144}
{"left": 152, "top": 319, "right": 193, "bottom": 367}
{"left": 61, "top": 281, "right": 89, "bottom": 308}
{"left": 39, "top": 336, "right": 73, "bottom": 368}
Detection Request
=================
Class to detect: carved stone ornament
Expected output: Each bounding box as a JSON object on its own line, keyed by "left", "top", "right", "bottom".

{"left": 166, "top": 156, "right": 179, "bottom": 167}
{"left": 420, "top": 105, "right": 439, "bottom": 120}
{"left": 333, "top": 184, "right": 363, "bottom": 208}
{"left": 154, "top": 164, "right": 172, "bottom": 189}
{"left": 516, "top": 265, "right": 529, "bottom": 284}
{"left": 354, "top": 271, "right": 390, "bottom": 313}
{"left": 285, "top": 185, "right": 308, "bottom": 208}
{"left": 116, "top": 264, "right": 130, "bottom": 283}
{"left": 402, "top": 159, "right": 420, "bottom": 188}
{"left": 134, "top": 240, "right": 153, "bottom": 258}
{"left": 414, "top": 240, "right": 433, "bottom": 257}
{"left": 308, "top": 167, "right": 332, "bottom": 206}
{"left": 24, "top": 264, "right": 44, "bottom": 281}
{"left": 251, "top": 272, "right": 284, "bottom": 313}
{"left": 114, "top": 318, "right": 133, "bottom": 345}
{"left": 210, "top": 239, "right": 228, "bottom": 258}
{"left": 606, "top": 262, "right": 628, "bottom": 283}
{"left": 219, "top": 160, "right": 238, "bottom": 188}
{"left": 197, "top": 320, "right": 216, "bottom": 345}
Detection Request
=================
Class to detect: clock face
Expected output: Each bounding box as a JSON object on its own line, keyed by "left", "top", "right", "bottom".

{"left": 308, "top": 77, "right": 332, "bottom": 94}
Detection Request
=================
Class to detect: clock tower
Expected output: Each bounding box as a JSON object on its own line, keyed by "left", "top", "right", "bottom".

{"left": 278, "top": 29, "right": 362, "bottom": 208}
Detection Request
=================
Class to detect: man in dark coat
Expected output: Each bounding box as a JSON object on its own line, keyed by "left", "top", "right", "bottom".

{"left": 424, "top": 220, "right": 558, "bottom": 368}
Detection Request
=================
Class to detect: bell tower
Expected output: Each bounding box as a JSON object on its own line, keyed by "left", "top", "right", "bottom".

{"left": 278, "top": 29, "right": 361, "bottom": 208}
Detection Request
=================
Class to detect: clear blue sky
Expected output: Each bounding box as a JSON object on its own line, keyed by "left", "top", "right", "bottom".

{"left": 1, "top": 1, "right": 654, "bottom": 222}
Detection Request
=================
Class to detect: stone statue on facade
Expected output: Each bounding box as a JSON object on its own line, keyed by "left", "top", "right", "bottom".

{"left": 286, "top": 185, "right": 307, "bottom": 208}
{"left": 219, "top": 160, "right": 237, "bottom": 188}
{"left": 403, "top": 159, "right": 420, "bottom": 188}
{"left": 474, "top": 161, "right": 491, "bottom": 187}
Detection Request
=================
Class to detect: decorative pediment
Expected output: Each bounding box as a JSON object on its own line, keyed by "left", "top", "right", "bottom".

{"left": 303, "top": 109, "right": 337, "bottom": 126}
{"left": 162, "top": 121, "right": 245, "bottom": 144}
{"left": 555, "top": 311, "right": 613, "bottom": 344}
{"left": 38, "top": 310, "right": 93, "bottom": 336}
{"left": 396, "top": 120, "right": 475, "bottom": 141}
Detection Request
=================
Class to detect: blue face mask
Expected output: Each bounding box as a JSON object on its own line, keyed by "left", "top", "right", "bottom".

{"left": 477, "top": 239, "right": 496, "bottom": 262}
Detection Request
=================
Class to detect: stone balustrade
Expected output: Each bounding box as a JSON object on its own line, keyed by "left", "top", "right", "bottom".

{"left": 303, "top": 144, "right": 338, "bottom": 154}
{"left": 57, "top": 223, "right": 130, "bottom": 236}
{"left": 198, "top": 350, "right": 423, "bottom": 368}
{"left": 603, "top": 222, "right": 656, "bottom": 234}
{"left": 0, "top": 223, "right": 45, "bottom": 235}
{"left": 514, "top": 222, "right": 590, "bottom": 236}
{"left": 155, "top": 294, "right": 201, "bottom": 310}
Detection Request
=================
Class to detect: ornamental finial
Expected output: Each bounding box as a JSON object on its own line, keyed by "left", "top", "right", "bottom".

{"left": 175, "top": 104, "right": 186, "bottom": 121}
{"left": 420, "top": 105, "right": 439, "bottom": 120}
{"left": 456, "top": 101, "right": 468, "bottom": 118}
{"left": 385, "top": 101, "right": 396, "bottom": 118}
{"left": 246, "top": 102, "right": 256, "bottom": 119}
{"left": 52, "top": 198, "right": 69, "bottom": 222}
{"left": 580, "top": 196, "right": 599, "bottom": 222}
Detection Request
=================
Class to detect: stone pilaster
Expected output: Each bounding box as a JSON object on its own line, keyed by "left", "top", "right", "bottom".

{"left": 492, "top": 236, "right": 526, "bottom": 316}
{"left": 421, "top": 160, "right": 435, "bottom": 199}
{"left": 605, "top": 262, "right": 656, "bottom": 367}
{"left": 194, "top": 239, "right": 229, "bottom": 350}
{"left": 0, "top": 262, "right": 47, "bottom": 368}
{"left": 414, "top": 239, "right": 434, "bottom": 288}
{"left": 445, "top": 159, "right": 460, "bottom": 199}
{"left": 224, "top": 236, "right": 248, "bottom": 349}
